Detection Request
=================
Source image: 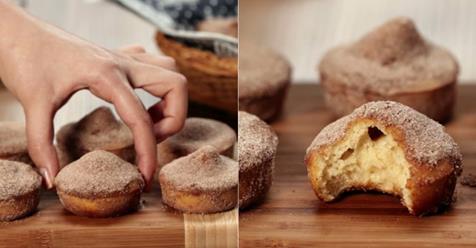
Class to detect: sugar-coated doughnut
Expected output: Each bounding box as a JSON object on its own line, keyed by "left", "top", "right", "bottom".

{"left": 305, "top": 101, "right": 462, "bottom": 216}
{"left": 159, "top": 146, "right": 238, "bottom": 214}
{"left": 55, "top": 150, "right": 144, "bottom": 218}
{"left": 0, "top": 160, "right": 42, "bottom": 221}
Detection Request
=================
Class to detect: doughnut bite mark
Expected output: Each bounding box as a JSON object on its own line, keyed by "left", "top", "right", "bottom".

{"left": 305, "top": 101, "right": 462, "bottom": 216}
{"left": 239, "top": 43, "right": 291, "bottom": 121}
{"left": 0, "top": 160, "right": 42, "bottom": 221}
{"left": 238, "top": 111, "right": 278, "bottom": 209}
{"left": 0, "top": 122, "right": 33, "bottom": 165}
{"left": 159, "top": 146, "right": 238, "bottom": 214}
{"left": 157, "top": 117, "right": 236, "bottom": 166}
{"left": 319, "top": 17, "right": 458, "bottom": 122}
{"left": 55, "top": 150, "right": 144, "bottom": 218}
{"left": 56, "top": 107, "right": 135, "bottom": 164}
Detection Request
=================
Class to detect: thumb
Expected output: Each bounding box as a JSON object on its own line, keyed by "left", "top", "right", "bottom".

{"left": 24, "top": 102, "right": 59, "bottom": 189}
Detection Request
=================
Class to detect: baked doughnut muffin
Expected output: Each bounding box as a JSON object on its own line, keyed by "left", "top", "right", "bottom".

{"left": 159, "top": 146, "right": 238, "bottom": 214}
{"left": 0, "top": 160, "right": 42, "bottom": 221}
{"left": 238, "top": 111, "right": 278, "bottom": 209}
{"left": 239, "top": 43, "right": 291, "bottom": 122}
{"left": 56, "top": 107, "right": 134, "bottom": 165}
{"left": 319, "top": 17, "right": 458, "bottom": 122}
{"left": 305, "top": 101, "right": 462, "bottom": 216}
{"left": 197, "top": 17, "right": 238, "bottom": 37}
{"left": 157, "top": 117, "right": 236, "bottom": 166}
{"left": 55, "top": 150, "right": 144, "bottom": 218}
{"left": 0, "top": 122, "right": 32, "bottom": 165}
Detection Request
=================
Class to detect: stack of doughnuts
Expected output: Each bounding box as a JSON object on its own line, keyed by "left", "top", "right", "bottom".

{"left": 319, "top": 17, "right": 458, "bottom": 122}
{"left": 56, "top": 107, "right": 134, "bottom": 165}
{"left": 157, "top": 117, "right": 236, "bottom": 166}
{"left": 305, "top": 101, "right": 462, "bottom": 215}
{"left": 159, "top": 146, "right": 238, "bottom": 214}
{"left": 238, "top": 111, "right": 278, "bottom": 209}
{"left": 239, "top": 43, "right": 291, "bottom": 122}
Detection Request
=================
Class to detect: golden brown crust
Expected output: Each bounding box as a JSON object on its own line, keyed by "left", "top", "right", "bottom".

{"left": 0, "top": 190, "right": 40, "bottom": 221}
{"left": 160, "top": 177, "right": 237, "bottom": 214}
{"left": 155, "top": 32, "right": 237, "bottom": 112}
{"left": 57, "top": 189, "right": 141, "bottom": 218}
{"left": 305, "top": 103, "right": 462, "bottom": 216}
{"left": 320, "top": 73, "right": 456, "bottom": 122}
{"left": 239, "top": 156, "right": 274, "bottom": 209}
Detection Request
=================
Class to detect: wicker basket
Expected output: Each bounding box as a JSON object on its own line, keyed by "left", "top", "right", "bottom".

{"left": 155, "top": 32, "right": 237, "bottom": 113}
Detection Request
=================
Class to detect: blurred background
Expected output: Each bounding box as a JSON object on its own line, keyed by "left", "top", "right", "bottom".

{"left": 240, "top": 0, "right": 476, "bottom": 83}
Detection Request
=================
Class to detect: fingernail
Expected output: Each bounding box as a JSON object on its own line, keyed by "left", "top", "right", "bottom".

{"left": 39, "top": 168, "right": 53, "bottom": 189}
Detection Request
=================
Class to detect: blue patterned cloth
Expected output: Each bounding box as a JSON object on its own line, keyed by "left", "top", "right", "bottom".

{"left": 115, "top": 0, "right": 237, "bottom": 56}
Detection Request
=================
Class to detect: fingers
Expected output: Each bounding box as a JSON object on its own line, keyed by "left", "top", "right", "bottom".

{"left": 24, "top": 101, "right": 59, "bottom": 189}
{"left": 95, "top": 72, "right": 157, "bottom": 189}
{"left": 126, "top": 64, "right": 188, "bottom": 141}
{"left": 129, "top": 54, "right": 178, "bottom": 72}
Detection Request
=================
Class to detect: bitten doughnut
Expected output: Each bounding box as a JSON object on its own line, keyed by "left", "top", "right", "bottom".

{"left": 239, "top": 43, "right": 291, "bottom": 121}
{"left": 159, "top": 146, "right": 238, "bottom": 214}
{"left": 0, "top": 160, "right": 42, "bottom": 221}
{"left": 56, "top": 107, "right": 134, "bottom": 165}
{"left": 238, "top": 111, "right": 278, "bottom": 209}
{"left": 197, "top": 17, "right": 237, "bottom": 37}
{"left": 305, "top": 101, "right": 462, "bottom": 216}
{"left": 319, "top": 17, "right": 458, "bottom": 122}
{"left": 0, "top": 122, "right": 32, "bottom": 165}
{"left": 157, "top": 117, "right": 236, "bottom": 166}
{"left": 55, "top": 150, "right": 144, "bottom": 218}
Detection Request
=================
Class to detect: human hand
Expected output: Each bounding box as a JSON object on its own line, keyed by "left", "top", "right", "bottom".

{"left": 0, "top": 2, "right": 188, "bottom": 189}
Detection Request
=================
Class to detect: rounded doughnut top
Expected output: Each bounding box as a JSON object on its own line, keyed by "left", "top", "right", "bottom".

{"left": 0, "top": 160, "right": 41, "bottom": 200}
{"left": 238, "top": 111, "right": 278, "bottom": 171}
{"left": 57, "top": 107, "right": 133, "bottom": 151}
{"left": 239, "top": 43, "right": 291, "bottom": 98}
{"left": 55, "top": 150, "right": 144, "bottom": 197}
{"left": 165, "top": 117, "right": 235, "bottom": 154}
{"left": 160, "top": 146, "right": 237, "bottom": 192}
{"left": 0, "top": 122, "right": 27, "bottom": 157}
{"left": 306, "top": 101, "right": 462, "bottom": 169}
{"left": 319, "top": 17, "right": 458, "bottom": 95}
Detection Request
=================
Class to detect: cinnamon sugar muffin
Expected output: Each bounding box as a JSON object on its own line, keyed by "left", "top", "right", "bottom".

{"left": 239, "top": 43, "right": 291, "bottom": 121}
{"left": 159, "top": 146, "right": 238, "bottom": 214}
{"left": 56, "top": 107, "right": 134, "bottom": 165}
{"left": 238, "top": 111, "right": 278, "bottom": 209}
{"left": 0, "top": 122, "right": 32, "bottom": 165}
{"left": 55, "top": 150, "right": 144, "bottom": 218}
{"left": 197, "top": 17, "right": 237, "bottom": 37}
{"left": 157, "top": 117, "right": 236, "bottom": 166}
{"left": 0, "top": 160, "right": 42, "bottom": 221}
{"left": 305, "top": 101, "right": 462, "bottom": 216}
{"left": 319, "top": 17, "right": 458, "bottom": 122}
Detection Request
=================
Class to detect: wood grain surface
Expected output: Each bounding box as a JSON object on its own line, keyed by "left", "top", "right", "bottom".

{"left": 239, "top": 84, "right": 476, "bottom": 247}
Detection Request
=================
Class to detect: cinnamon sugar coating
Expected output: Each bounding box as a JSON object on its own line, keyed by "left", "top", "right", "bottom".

{"left": 307, "top": 101, "right": 462, "bottom": 169}
{"left": 0, "top": 122, "right": 28, "bottom": 158}
{"left": 159, "top": 146, "right": 237, "bottom": 192}
{"left": 55, "top": 150, "right": 144, "bottom": 198}
{"left": 0, "top": 160, "right": 41, "bottom": 200}
{"left": 319, "top": 17, "right": 458, "bottom": 95}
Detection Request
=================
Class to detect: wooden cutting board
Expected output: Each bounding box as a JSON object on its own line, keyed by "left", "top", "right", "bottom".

{"left": 0, "top": 89, "right": 238, "bottom": 248}
{"left": 239, "top": 84, "right": 476, "bottom": 247}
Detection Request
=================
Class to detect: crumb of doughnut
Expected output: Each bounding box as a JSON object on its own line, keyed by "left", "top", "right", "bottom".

{"left": 461, "top": 174, "right": 476, "bottom": 187}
